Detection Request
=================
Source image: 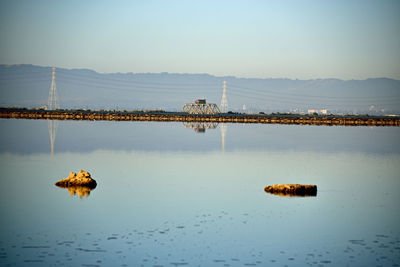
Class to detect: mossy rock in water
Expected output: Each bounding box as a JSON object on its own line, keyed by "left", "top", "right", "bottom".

{"left": 264, "top": 184, "right": 317, "bottom": 197}
{"left": 55, "top": 170, "right": 97, "bottom": 188}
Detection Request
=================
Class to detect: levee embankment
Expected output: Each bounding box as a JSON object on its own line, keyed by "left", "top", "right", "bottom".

{"left": 0, "top": 108, "right": 399, "bottom": 127}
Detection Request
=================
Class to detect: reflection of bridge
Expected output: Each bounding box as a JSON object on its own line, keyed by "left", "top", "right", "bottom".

{"left": 182, "top": 122, "right": 227, "bottom": 151}
{"left": 183, "top": 122, "right": 219, "bottom": 133}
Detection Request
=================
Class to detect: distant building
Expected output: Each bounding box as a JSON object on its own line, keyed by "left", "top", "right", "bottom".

{"left": 308, "top": 109, "right": 327, "bottom": 114}
{"left": 195, "top": 99, "right": 206, "bottom": 105}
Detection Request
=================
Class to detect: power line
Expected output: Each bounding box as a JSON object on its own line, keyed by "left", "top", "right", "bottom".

{"left": 229, "top": 84, "right": 400, "bottom": 100}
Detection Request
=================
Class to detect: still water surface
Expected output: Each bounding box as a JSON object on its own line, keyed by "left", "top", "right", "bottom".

{"left": 0, "top": 119, "right": 399, "bottom": 266}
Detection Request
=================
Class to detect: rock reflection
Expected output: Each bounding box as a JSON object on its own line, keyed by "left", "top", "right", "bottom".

{"left": 265, "top": 191, "right": 317, "bottom": 197}
{"left": 56, "top": 185, "right": 96, "bottom": 198}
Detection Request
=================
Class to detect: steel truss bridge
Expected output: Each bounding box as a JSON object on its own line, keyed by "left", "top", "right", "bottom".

{"left": 182, "top": 103, "right": 220, "bottom": 114}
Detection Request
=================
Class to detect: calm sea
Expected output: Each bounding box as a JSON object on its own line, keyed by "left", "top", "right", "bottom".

{"left": 0, "top": 119, "right": 399, "bottom": 266}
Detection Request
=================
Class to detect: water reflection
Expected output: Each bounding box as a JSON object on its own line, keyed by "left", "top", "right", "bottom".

{"left": 1, "top": 118, "right": 398, "bottom": 154}
{"left": 46, "top": 120, "right": 229, "bottom": 156}
{"left": 265, "top": 191, "right": 317, "bottom": 197}
{"left": 56, "top": 184, "right": 96, "bottom": 198}
{"left": 182, "top": 122, "right": 228, "bottom": 151}
{"left": 182, "top": 122, "right": 218, "bottom": 133}
{"left": 48, "top": 120, "right": 57, "bottom": 156}
{"left": 220, "top": 123, "right": 227, "bottom": 152}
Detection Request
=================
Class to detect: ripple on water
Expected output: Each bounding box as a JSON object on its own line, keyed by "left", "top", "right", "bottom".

{"left": 76, "top": 248, "right": 106, "bottom": 252}
{"left": 2, "top": 219, "right": 400, "bottom": 267}
{"left": 170, "top": 262, "right": 188, "bottom": 266}
{"left": 21, "top": 246, "right": 50, "bottom": 249}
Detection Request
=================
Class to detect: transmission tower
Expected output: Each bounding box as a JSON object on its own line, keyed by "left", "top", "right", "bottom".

{"left": 48, "top": 67, "right": 59, "bottom": 110}
{"left": 220, "top": 80, "right": 228, "bottom": 113}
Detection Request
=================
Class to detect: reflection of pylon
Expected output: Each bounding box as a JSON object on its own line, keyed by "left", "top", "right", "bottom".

{"left": 48, "top": 120, "right": 58, "bottom": 156}
{"left": 220, "top": 81, "right": 228, "bottom": 113}
{"left": 220, "top": 123, "right": 227, "bottom": 152}
{"left": 48, "top": 67, "right": 59, "bottom": 110}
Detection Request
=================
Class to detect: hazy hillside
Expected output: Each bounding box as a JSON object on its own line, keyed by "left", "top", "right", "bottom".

{"left": 1, "top": 64, "right": 399, "bottom": 114}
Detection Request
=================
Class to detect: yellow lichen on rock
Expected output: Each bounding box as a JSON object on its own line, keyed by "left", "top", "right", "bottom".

{"left": 264, "top": 184, "right": 317, "bottom": 197}
{"left": 55, "top": 170, "right": 97, "bottom": 188}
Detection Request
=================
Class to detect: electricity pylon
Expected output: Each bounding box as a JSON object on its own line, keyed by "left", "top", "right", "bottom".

{"left": 220, "top": 80, "right": 228, "bottom": 113}
{"left": 48, "top": 67, "right": 59, "bottom": 110}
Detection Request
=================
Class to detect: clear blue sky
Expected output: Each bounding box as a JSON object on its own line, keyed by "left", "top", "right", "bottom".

{"left": 0, "top": 0, "right": 399, "bottom": 79}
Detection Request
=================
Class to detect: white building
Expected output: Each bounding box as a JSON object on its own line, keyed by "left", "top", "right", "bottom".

{"left": 308, "top": 109, "right": 327, "bottom": 114}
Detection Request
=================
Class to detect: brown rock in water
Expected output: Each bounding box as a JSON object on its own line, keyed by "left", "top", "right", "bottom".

{"left": 55, "top": 170, "right": 97, "bottom": 188}
{"left": 264, "top": 184, "right": 317, "bottom": 197}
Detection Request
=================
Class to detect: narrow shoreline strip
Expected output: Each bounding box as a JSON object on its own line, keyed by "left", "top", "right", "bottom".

{"left": 0, "top": 108, "right": 399, "bottom": 127}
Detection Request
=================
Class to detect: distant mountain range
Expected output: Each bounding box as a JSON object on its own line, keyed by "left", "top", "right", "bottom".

{"left": 1, "top": 64, "right": 399, "bottom": 114}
